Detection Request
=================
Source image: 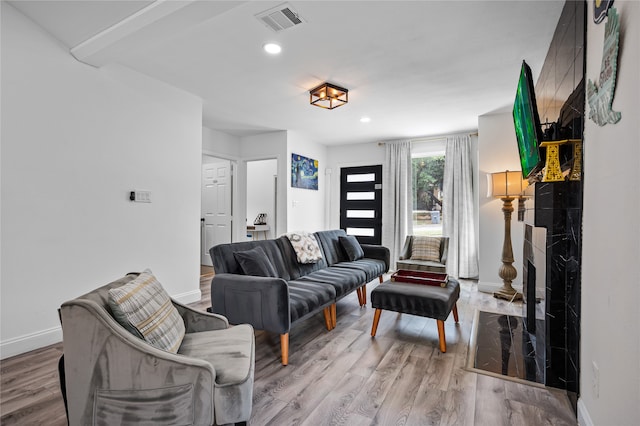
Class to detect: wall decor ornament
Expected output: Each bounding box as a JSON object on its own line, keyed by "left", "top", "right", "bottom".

{"left": 291, "top": 153, "right": 319, "bottom": 190}
{"left": 587, "top": 6, "right": 622, "bottom": 126}
{"left": 594, "top": 0, "right": 614, "bottom": 24}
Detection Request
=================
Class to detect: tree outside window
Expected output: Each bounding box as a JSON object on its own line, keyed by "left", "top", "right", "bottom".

{"left": 412, "top": 155, "right": 444, "bottom": 236}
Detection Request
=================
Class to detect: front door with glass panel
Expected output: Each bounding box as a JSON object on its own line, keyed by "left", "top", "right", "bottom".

{"left": 340, "top": 165, "right": 382, "bottom": 244}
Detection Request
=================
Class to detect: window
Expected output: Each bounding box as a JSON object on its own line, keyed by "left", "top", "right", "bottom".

{"left": 412, "top": 154, "right": 445, "bottom": 236}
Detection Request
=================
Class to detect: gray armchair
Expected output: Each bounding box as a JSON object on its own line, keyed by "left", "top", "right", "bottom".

{"left": 396, "top": 235, "right": 449, "bottom": 273}
{"left": 59, "top": 273, "right": 254, "bottom": 426}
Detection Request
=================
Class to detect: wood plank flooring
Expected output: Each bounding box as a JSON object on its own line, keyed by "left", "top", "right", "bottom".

{"left": 0, "top": 273, "right": 577, "bottom": 425}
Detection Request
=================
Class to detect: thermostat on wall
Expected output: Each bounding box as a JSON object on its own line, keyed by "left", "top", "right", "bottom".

{"left": 130, "top": 190, "right": 152, "bottom": 203}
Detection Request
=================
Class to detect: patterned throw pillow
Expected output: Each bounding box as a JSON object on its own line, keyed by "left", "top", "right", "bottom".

{"left": 410, "top": 236, "right": 442, "bottom": 262}
{"left": 285, "top": 232, "right": 323, "bottom": 264}
{"left": 108, "top": 269, "right": 186, "bottom": 353}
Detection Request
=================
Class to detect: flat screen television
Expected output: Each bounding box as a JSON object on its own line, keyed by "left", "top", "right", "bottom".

{"left": 513, "top": 60, "right": 544, "bottom": 179}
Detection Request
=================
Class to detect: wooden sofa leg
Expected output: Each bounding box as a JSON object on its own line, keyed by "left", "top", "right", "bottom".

{"left": 452, "top": 303, "right": 459, "bottom": 323}
{"left": 331, "top": 304, "right": 337, "bottom": 328}
{"left": 362, "top": 284, "right": 367, "bottom": 305}
{"left": 379, "top": 275, "right": 383, "bottom": 283}
{"left": 371, "top": 308, "right": 382, "bottom": 337}
{"left": 356, "top": 288, "right": 363, "bottom": 306}
{"left": 437, "top": 320, "right": 446, "bottom": 353}
{"left": 323, "top": 307, "right": 333, "bottom": 331}
{"left": 281, "top": 333, "right": 289, "bottom": 366}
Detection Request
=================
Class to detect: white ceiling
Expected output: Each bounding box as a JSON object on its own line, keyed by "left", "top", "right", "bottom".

{"left": 9, "top": 0, "right": 565, "bottom": 146}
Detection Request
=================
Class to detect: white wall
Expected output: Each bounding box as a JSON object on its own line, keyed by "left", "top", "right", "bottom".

{"left": 202, "top": 127, "right": 240, "bottom": 159}
{"left": 0, "top": 3, "right": 203, "bottom": 358}
{"left": 579, "top": 2, "right": 640, "bottom": 425}
{"left": 247, "top": 159, "right": 277, "bottom": 239}
{"left": 326, "top": 142, "right": 385, "bottom": 230}
{"left": 477, "top": 110, "right": 526, "bottom": 292}
{"left": 241, "top": 132, "right": 288, "bottom": 238}
{"left": 287, "top": 131, "right": 327, "bottom": 232}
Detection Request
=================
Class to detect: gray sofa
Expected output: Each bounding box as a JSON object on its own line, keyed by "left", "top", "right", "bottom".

{"left": 59, "top": 273, "right": 255, "bottom": 426}
{"left": 209, "top": 229, "right": 390, "bottom": 365}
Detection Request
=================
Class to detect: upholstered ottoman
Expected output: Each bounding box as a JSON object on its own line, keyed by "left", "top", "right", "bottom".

{"left": 370, "top": 278, "right": 460, "bottom": 352}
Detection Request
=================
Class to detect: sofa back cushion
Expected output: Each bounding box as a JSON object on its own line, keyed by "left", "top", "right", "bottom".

{"left": 339, "top": 235, "right": 364, "bottom": 261}
{"left": 278, "top": 236, "right": 328, "bottom": 280}
{"left": 211, "top": 239, "right": 292, "bottom": 280}
{"left": 314, "top": 229, "right": 349, "bottom": 266}
{"left": 233, "top": 246, "right": 278, "bottom": 277}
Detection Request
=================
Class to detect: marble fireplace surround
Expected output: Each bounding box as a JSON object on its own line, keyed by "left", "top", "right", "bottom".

{"left": 522, "top": 180, "right": 582, "bottom": 410}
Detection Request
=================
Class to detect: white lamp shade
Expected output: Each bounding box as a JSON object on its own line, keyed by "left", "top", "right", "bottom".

{"left": 488, "top": 171, "right": 528, "bottom": 198}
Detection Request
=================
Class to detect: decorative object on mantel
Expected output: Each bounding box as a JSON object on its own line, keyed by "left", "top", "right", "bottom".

{"left": 587, "top": 6, "right": 621, "bottom": 126}
{"left": 487, "top": 171, "right": 528, "bottom": 302}
{"left": 309, "top": 82, "right": 348, "bottom": 109}
{"left": 539, "top": 139, "right": 582, "bottom": 182}
{"left": 594, "top": 0, "right": 615, "bottom": 24}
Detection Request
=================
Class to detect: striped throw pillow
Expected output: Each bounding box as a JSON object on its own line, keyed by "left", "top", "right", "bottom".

{"left": 410, "top": 236, "right": 442, "bottom": 262}
{"left": 108, "top": 269, "right": 185, "bottom": 353}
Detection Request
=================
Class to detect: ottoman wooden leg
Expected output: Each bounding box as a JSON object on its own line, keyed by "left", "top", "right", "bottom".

{"left": 371, "top": 308, "right": 382, "bottom": 337}
{"left": 437, "top": 320, "right": 446, "bottom": 353}
{"left": 452, "top": 303, "right": 459, "bottom": 323}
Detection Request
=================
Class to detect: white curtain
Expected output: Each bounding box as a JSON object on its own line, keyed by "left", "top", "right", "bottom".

{"left": 443, "top": 135, "right": 479, "bottom": 278}
{"left": 382, "top": 140, "right": 413, "bottom": 266}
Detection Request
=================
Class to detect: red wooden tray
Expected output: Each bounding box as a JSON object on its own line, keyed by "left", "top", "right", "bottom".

{"left": 390, "top": 270, "right": 449, "bottom": 287}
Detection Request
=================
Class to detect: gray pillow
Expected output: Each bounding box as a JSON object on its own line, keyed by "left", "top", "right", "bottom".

{"left": 234, "top": 246, "right": 278, "bottom": 277}
{"left": 339, "top": 235, "right": 364, "bottom": 261}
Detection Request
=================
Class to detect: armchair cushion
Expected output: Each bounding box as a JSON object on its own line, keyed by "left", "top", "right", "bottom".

{"left": 411, "top": 236, "right": 442, "bottom": 262}
{"left": 339, "top": 235, "right": 365, "bottom": 261}
{"left": 234, "top": 246, "right": 278, "bottom": 277}
{"left": 108, "top": 269, "right": 185, "bottom": 353}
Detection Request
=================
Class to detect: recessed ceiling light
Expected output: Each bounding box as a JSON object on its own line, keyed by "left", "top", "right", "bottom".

{"left": 263, "top": 43, "right": 282, "bottom": 54}
{"left": 360, "top": 116, "right": 371, "bottom": 123}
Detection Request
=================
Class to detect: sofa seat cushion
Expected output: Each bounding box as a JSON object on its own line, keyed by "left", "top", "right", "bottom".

{"left": 295, "top": 266, "right": 366, "bottom": 298}
{"left": 333, "top": 259, "right": 387, "bottom": 283}
{"left": 396, "top": 259, "right": 446, "bottom": 273}
{"left": 287, "top": 281, "right": 336, "bottom": 323}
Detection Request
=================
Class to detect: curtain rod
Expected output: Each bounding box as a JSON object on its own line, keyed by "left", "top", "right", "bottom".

{"left": 378, "top": 131, "right": 478, "bottom": 146}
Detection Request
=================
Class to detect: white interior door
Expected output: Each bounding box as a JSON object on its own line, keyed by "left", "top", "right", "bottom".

{"left": 201, "top": 159, "right": 232, "bottom": 266}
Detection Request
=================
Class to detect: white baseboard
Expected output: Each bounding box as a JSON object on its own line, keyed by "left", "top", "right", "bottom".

{"left": 0, "top": 326, "right": 62, "bottom": 360}
{"left": 577, "top": 399, "right": 594, "bottom": 426}
{"left": 0, "top": 289, "right": 202, "bottom": 360}
{"left": 173, "top": 289, "right": 202, "bottom": 305}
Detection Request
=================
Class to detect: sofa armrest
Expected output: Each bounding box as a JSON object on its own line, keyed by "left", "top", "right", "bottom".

{"left": 361, "top": 244, "right": 391, "bottom": 272}
{"left": 173, "top": 300, "right": 229, "bottom": 333}
{"left": 398, "top": 236, "right": 412, "bottom": 260}
{"left": 210, "top": 273, "right": 291, "bottom": 334}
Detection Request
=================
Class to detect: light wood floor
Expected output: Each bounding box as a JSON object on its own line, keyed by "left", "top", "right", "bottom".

{"left": 1, "top": 273, "right": 577, "bottom": 426}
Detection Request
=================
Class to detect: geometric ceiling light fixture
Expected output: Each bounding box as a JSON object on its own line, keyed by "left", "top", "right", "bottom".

{"left": 309, "top": 82, "right": 348, "bottom": 109}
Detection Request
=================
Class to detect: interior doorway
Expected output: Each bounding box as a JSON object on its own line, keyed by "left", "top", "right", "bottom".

{"left": 201, "top": 155, "right": 234, "bottom": 267}
{"left": 246, "top": 159, "right": 278, "bottom": 240}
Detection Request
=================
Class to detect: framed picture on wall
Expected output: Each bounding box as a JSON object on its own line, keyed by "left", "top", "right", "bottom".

{"left": 291, "top": 153, "right": 318, "bottom": 190}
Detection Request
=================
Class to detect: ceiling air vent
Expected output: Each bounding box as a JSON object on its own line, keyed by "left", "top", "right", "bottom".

{"left": 255, "top": 3, "right": 304, "bottom": 32}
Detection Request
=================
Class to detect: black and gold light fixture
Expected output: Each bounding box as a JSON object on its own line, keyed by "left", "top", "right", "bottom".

{"left": 309, "top": 82, "right": 348, "bottom": 109}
